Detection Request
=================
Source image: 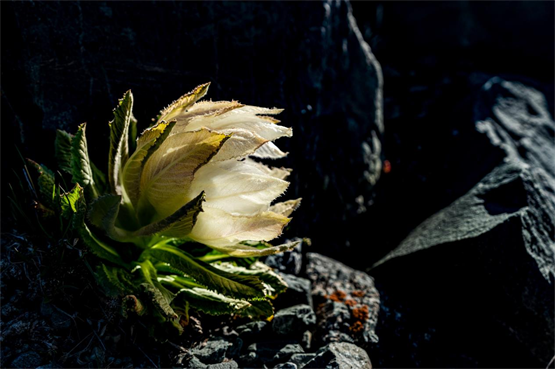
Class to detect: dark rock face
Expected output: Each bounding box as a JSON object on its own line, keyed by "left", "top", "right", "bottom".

{"left": 273, "top": 274, "right": 313, "bottom": 310}
{"left": 272, "top": 305, "right": 317, "bottom": 337}
{"left": 189, "top": 336, "right": 243, "bottom": 365}
{"left": 305, "top": 252, "right": 380, "bottom": 347}
{"left": 369, "top": 78, "right": 554, "bottom": 367}
{"left": 2, "top": 0, "right": 383, "bottom": 261}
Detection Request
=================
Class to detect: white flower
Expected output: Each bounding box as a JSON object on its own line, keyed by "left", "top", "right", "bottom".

{"left": 124, "top": 83, "right": 300, "bottom": 251}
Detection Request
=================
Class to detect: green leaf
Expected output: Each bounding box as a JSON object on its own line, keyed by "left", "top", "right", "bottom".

{"left": 71, "top": 123, "right": 98, "bottom": 198}
{"left": 216, "top": 261, "right": 288, "bottom": 297}
{"left": 129, "top": 113, "right": 138, "bottom": 152}
{"left": 60, "top": 184, "right": 83, "bottom": 219}
{"left": 55, "top": 130, "right": 74, "bottom": 174}
{"left": 109, "top": 90, "right": 133, "bottom": 196}
{"left": 90, "top": 161, "right": 108, "bottom": 193}
{"left": 157, "top": 82, "right": 210, "bottom": 124}
{"left": 237, "top": 298, "right": 274, "bottom": 320}
{"left": 147, "top": 244, "right": 265, "bottom": 299}
{"left": 26, "top": 159, "right": 56, "bottom": 209}
{"left": 134, "top": 260, "right": 178, "bottom": 321}
{"left": 207, "top": 240, "right": 301, "bottom": 258}
{"left": 172, "top": 287, "right": 250, "bottom": 316}
{"left": 71, "top": 186, "right": 127, "bottom": 267}
{"left": 122, "top": 121, "right": 176, "bottom": 207}
{"left": 87, "top": 194, "right": 126, "bottom": 240}
{"left": 95, "top": 264, "right": 136, "bottom": 296}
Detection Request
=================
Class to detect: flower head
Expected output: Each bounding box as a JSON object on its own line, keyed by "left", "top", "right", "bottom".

{"left": 119, "top": 83, "right": 300, "bottom": 253}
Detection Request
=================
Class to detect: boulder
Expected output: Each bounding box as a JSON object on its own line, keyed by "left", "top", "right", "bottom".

{"left": 305, "top": 253, "right": 380, "bottom": 347}
{"left": 273, "top": 274, "right": 313, "bottom": 310}
{"left": 190, "top": 336, "right": 243, "bottom": 365}
{"left": 369, "top": 78, "right": 554, "bottom": 367}
{"left": 272, "top": 305, "right": 316, "bottom": 337}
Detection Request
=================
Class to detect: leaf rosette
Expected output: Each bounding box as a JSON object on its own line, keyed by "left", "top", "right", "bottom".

{"left": 29, "top": 83, "right": 301, "bottom": 334}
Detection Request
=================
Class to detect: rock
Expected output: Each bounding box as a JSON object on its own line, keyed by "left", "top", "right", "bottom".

{"left": 272, "top": 305, "right": 316, "bottom": 337}
{"left": 11, "top": 351, "right": 42, "bottom": 368}
{"left": 289, "top": 353, "right": 317, "bottom": 368}
{"left": 304, "top": 342, "right": 372, "bottom": 369}
{"left": 2, "top": 0, "right": 383, "bottom": 261}
{"left": 235, "top": 321, "right": 268, "bottom": 342}
{"left": 306, "top": 253, "right": 380, "bottom": 346}
{"left": 207, "top": 361, "right": 239, "bottom": 369}
{"left": 369, "top": 78, "right": 554, "bottom": 368}
{"left": 271, "top": 344, "right": 305, "bottom": 365}
{"left": 239, "top": 341, "right": 296, "bottom": 368}
{"left": 190, "top": 336, "right": 243, "bottom": 364}
{"left": 274, "top": 363, "right": 297, "bottom": 369}
{"left": 273, "top": 274, "right": 313, "bottom": 310}
{"left": 265, "top": 239, "right": 304, "bottom": 276}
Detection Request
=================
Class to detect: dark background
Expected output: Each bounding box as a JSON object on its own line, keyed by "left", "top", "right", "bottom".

{"left": 2, "top": 1, "right": 554, "bottom": 367}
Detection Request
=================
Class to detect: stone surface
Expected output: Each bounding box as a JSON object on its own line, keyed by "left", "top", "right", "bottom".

{"left": 190, "top": 336, "right": 243, "bottom": 365}
{"left": 369, "top": 78, "right": 555, "bottom": 367}
{"left": 304, "top": 342, "right": 372, "bottom": 369}
{"left": 235, "top": 321, "right": 268, "bottom": 343}
{"left": 273, "top": 274, "right": 313, "bottom": 310}
{"left": 238, "top": 341, "right": 296, "bottom": 368}
{"left": 305, "top": 253, "right": 380, "bottom": 347}
{"left": 272, "top": 305, "right": 316, "bottom": 337}
{"left": 271, "top": 344, "right": 305, "bottom": 366}
{"left": 274, "top": 363, "right": 297, "bottom": 369}
{"left": 289, "top": 353, "right": 317, "bottom": 368}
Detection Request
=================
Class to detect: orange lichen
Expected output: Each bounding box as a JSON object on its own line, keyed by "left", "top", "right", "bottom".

{"left": 352, "top": 305, "right": 369, "bottom": 322}
{"left": 344, "top": 299, "right": 357, "bottom": 307}
{"left": 351, "top": 290, "right": 366, "bottom": 298}
{"left": 328, "top": 290, "right": 347, "bottom": 302}
{"left": 349, "top": 321, "right": 365, "bottom": 334}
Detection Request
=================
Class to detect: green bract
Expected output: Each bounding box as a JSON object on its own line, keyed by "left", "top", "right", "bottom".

{"left": 29, "top": 83, "right": 301, "bottom": 335}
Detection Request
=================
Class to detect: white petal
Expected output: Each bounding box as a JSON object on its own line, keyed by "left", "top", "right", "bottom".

{"left": 186, "top": 110, "right": 292, "bottom": 142}
{"left": 188, "top": 159, "right": 289, "bottom": 215}
{"left": 251, "top": 142, "right": 288, "bottom": 159}
{"left": 244, "top": 158, "right": 291, "bottom": 180}
{"left": 189, "top": 207, "right": 290, "bottom": 247}
{"left": 211, "top": 129, "right": 268, "bottom": 161}
{"left": 170, "top": 101, "right": 244, "bottom": 135}
{"left": 269, "top": 198, "right": 301, "bottom": 217}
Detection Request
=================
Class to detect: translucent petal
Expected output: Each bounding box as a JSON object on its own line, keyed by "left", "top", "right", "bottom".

{"left": 189, "top": 159, "right": 289, "bottom": 215}
{"left": 189, "top": 207, "right": 290, "bottom": 247}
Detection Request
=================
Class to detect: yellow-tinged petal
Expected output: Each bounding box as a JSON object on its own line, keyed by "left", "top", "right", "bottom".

{"left": 251, "top": 142, "right": 289, "bottom": 159}
{"left": 189, "top": 207, "right": 290, "bottom": 247}
{"left": 140, "top": 129, "right": 229, "bottom": 219}
{"left": 158, "top": 82, "right": 211, "bottom": 123}
{"left": 269, "top": 198, "right": 302, "bottom": 217}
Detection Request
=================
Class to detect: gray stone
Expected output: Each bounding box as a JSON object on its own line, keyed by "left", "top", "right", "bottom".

{"left": 289, "top": 353, "right": 317, "bottom": 368}
{"left": 304, "top": 342, "right": 372, "bottom": 369}
{"left": 207, "top": 360, "right": 239, "bottom": 369}
{"left": 274, "top": 363, "right": 297, "bottom": 369}
{"left": 190, "top": 336, "right": 243, "bottom": 364}
{"left": 272, "top": 305, "right": 316, "bottom": 337}
{"left": 11, "top": 351, "right": 42, "bottom": 368}
{"left": 239, "top": 341, "right": 295, "bottom": 368}
{"left": 271, "top": 344, "right": 305, "bottom": 365}
{"left": 306, "top": 253, "right": 380, "bottom": 346}
{"left": 274, "top": 274, "right": 313, "bottom": 310}
{"left": 235, "top": 321, "right": 268, "bottom": 342}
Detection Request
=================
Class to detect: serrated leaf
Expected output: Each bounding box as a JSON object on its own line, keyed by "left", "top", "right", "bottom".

{"left": 70, "top": 186, "right": 127, "bottom": 267}
{"left": 237, "top": 298, "right": 274, "bottom": 320}
{"left": 216, "top": 261, "right": 288, "bottom": 297}
{"left": 60, "top": 184, "right": 83, "bottom": 219}
{"left": 134, "top": 260, "right": 178, "bottom": 321}
{"left": 172, "top": 287, "right": 250, "bottom": 316}
{"left": 55, "top": 130, "right": 74, "bottom": 174}
{"left": 147, "top": 244, "right": 265, "bottom": 299}
{"left": 157, "top": 82, "right": 210, "bottom": 124}
{"left": 71, "top": 123, "right": 98, "bottom": 198}
{"left": 122, "top": 121, "right": 175, "bottom": 207}
{"left": 139, "top": 129, "right": 229, "bottom": 219}
{"left": 26, "top": 159, "right": 56, "bottom": 209}
{"left": 129, "top": 113, "right": 138, "bottom": 152}
{"left": 109, "top": 90, "right": 133, "bottom": 196}
{"left": 95, "top": 264, "right": 136, "bottom": 296}
{"left": 90, "top": 161, "right": 108, "bottom": 193}
{"left": 87, "top": 194, "right": 126, "bottom": 240}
